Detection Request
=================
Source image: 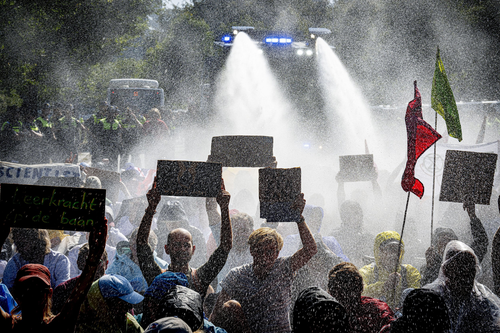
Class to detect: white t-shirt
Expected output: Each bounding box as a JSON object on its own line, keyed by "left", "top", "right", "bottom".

{"left": 220, "top": 256, "right": 294, "bottom": 333}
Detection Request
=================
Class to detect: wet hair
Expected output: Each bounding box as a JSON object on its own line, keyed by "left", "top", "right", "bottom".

{"left": 148, "top": 108, "right": 161, "bottom": 120}
{"left": 12, "top": 228, "right": 51, "bottom": 256}
{"left": 328, "top": 262, "right": 363, "bottom": 296}
{"left": 248, "top": 227, "right": 283, "bottom": 251}
{"left": 77, "top": 243, "right": 108, "bottom": 271}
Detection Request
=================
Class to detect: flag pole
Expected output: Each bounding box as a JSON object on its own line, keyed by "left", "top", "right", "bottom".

{"left": 431, "top": 112, "right": 438, "bottom": 245}
{"left": 393, "top": 191, "right": 411, "bottom": 306}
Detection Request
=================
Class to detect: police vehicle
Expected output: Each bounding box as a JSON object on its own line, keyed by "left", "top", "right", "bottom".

{"left": 106, "top": 79, "right": 164, "bottom": 114}
{"left": 214, "top": 26, "right": 334, "bottom": 58}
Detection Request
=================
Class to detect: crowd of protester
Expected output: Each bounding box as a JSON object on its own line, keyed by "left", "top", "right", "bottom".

{"left": 1, "top": 103, "right": 500, "bottom": 332}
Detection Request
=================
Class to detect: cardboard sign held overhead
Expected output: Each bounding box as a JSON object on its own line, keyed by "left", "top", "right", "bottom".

{"left": 156, "top": 160, "right": 222, "bottom": 197}
{"left": 0, "top": 183, "right": 106, "bottom": 231}
{"left": 259, "top": 167, "right": 301, "bottom": 222}
{"left": 338, "top": 154, "right": 376, "bottom": 182}
{"left": 439, "top": 150, "right": 497, "bottom": 205}
{"left": 208, "top": 136, "right": 277, "bottom": 168}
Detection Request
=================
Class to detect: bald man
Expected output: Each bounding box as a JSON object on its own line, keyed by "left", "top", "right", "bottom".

{"left": 137, "top": 179, "right": 232, "bottom": 299}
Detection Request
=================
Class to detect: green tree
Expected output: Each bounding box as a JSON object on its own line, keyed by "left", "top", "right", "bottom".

{"left": 0, "top": 0, "right": 161, "bottom": 110}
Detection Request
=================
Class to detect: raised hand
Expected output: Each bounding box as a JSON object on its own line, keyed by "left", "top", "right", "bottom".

{"left": 87, "top": 217, "right": 108, "bottom": 265}
{"left": 216, "top": 178, "right": 230, "bottom": 209}
{"left": 146, "top": 176, "right": 161, "bottom": 208}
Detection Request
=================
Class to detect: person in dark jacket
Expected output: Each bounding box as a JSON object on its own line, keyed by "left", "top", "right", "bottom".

{"left": 292, "top": 286, "right": 349, "bottom": 333}
{"left": 380, "top": 288, "right": 450, "bottom": 333}
{"left": 420, "top": 199, "right": 488, "bottom": 286}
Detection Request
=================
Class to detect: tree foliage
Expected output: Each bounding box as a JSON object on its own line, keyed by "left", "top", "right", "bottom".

{"left": 0, "top": 0, "right": 161, "bottom": 109}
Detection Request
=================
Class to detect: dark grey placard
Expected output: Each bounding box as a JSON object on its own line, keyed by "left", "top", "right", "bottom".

{"left": 156, "top": 160, "right": 222, "bottom": 197}
{"left": 208, "top": 136, "right": 276, "bottom": 168}
{"left": 259, "top": 167, "right": 301, "bottom": 222}
{"left": 439, "top": 150, "right": 497, "bottom": 204}
{"left": 338, "top": 154, "right": 376, "bottom": 182}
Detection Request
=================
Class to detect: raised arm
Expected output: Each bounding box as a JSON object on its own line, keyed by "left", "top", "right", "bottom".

{"left": 55, "top": 218, "right": 107, "bottom": 332}
{"left": 463, "top": 199, "right": 488, "bottom": 263}
{"left": 290, "top": 193, "right": 318, "bottom": 272}
{"left": 206, "top": 196, "right": 221, "bottom": 246}
{"left": 197, "top": 183, "right": 232, "bottom": 294}
{"left": 137, "top": 178, "right": 163, "bottom": 286}
{"left": 217, "top": 185, "right": 232, "bottom": 253}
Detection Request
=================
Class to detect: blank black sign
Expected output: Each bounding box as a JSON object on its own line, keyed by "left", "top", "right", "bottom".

{"left": 440, "top": 150, "right": 497, "bottom": 204}
{"left": 208, "top": 136, "right": 276, "bottom": 167}
{"left": 156, "top": 160, "right": 222, "bottom": 197}
{"left": 259, "top": 167, "right": 301, "bottom": 222}
{"left": 338, "top": 154, "right": 376, "bottom": 182}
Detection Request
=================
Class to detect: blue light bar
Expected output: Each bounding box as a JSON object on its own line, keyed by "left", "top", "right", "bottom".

{"left": 222, "top": 35, "right": 232, "bottom": 43}
{"left": 264, "top": 36, "right": 293, "bottom": 45}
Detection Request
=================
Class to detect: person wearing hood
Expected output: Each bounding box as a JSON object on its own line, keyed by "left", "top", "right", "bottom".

{"left": 292, "top": 286, "right": 349, "bottom": 333}
{"left": 423, "top": 240, "right": 500, "bottom": 333}
{"left": 420, "top": 227, "right": 458, "bottom": 286}
{"left": 380, "top": 288, "right": 450, "bottom": 333}
{"left": 420, "top": 199, "right": 488, "bottom": 286}
{"left": 359, "top": 231, "right": 421, "bottom": 309}
{"left": 76, "top": 274, "right": 144, "bottom": 333}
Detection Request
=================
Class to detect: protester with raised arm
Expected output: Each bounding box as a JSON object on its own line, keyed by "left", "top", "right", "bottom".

{"left": 0, "top": 220, "right": 107, "bottom": 333}
{"left": 421, "top": 197, "right": 489, "bottom": 286}
{"left": 210, "top": 193, "right": 317, "bottom": 333}
{"left": 137, "top": 177, "right": 232, "bottom": 300}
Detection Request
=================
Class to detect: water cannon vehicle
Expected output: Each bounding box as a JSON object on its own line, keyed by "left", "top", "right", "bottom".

{"left": 214, "top": 26, "right": 334, "bottom": 58}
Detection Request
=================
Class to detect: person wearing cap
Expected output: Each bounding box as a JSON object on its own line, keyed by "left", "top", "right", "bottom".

{"left": 359, "top": 231, "right": 421, "bottom": 310}
{"left": 0, "top": 220, "right": 107, "bottom": 332}
{"left": 137, "top": 178, "right": 232, "bottom": 301}
{"left": 76, "top": 274, "right": 144, "bottom": 333}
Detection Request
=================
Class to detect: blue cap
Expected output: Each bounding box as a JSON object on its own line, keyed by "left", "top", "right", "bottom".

{"left": 98, "top": 274, "right": 144, "bottom": 304}
{"left": 144, "top": 271, "right": 188, "bottom": 300}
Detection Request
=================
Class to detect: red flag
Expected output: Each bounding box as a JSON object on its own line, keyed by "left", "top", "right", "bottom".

{"left": 401, "top": 81, "right": 442, "bottom": 198}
